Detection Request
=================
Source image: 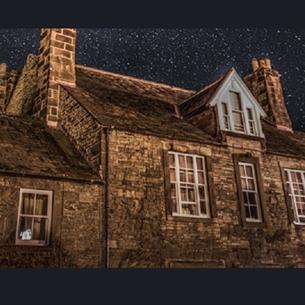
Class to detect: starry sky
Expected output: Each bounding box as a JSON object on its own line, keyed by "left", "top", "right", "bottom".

{"left": 0, "top": 28, "right": 304, "bottom": 131}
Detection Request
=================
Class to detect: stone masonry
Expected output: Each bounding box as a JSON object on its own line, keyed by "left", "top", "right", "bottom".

{"left": 32, "top": 28, "right": 76, "bottom": 128}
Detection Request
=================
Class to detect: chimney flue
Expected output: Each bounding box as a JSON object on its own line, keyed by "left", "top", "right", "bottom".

{"left": 32, "top": 28, "right": 76, "bottom": 128}
{"left": 244, "top": 58, "right": 293, "bottom": 133}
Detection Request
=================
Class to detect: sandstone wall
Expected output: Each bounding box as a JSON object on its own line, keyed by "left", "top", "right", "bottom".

{"left": 0, "top": 175, "right": 102, "bottom": 267}
{"left": 106, "top": 130, "right": 305, "bottom": 267}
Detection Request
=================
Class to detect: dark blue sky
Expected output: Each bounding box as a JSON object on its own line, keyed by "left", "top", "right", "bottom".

{"left": 0, "top": 28, "right": 304, "bottom": 131}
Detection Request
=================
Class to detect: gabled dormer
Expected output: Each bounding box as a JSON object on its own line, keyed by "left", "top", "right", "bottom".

{"left": 180, "top": 68, "right": 266, "bottom": 139}
{"left": 211, "top": 68, "right": 266, "bottom": 138}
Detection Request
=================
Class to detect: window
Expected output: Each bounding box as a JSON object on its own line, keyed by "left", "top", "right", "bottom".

{"left": 247, "top": 108, "right": 257, "bottom": 135}
{"left": 284, "top": 169, "right": 305, "bottom": 225}
{"left": 222, "top": 102, "right": 230, "bottom": 130}
{"left": 230, "top": 91, "right": 245, "bottom": 133}
{"left": 238, "top": 162, "right": 262, "bottom": 222}
{"left": 168, "top": 152, "right": 210, "bottom": 218}
{"left": 16, "top": 189, "right": 53, "bottom": 246}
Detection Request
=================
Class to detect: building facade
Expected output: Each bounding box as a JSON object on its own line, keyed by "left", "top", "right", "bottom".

{"left": 1, "top": 28, "right": 305, "bottom": 267}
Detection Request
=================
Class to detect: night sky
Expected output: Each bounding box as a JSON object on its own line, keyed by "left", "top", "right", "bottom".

{"left": 0, "top": 28, "right": 304, "bottom": 131}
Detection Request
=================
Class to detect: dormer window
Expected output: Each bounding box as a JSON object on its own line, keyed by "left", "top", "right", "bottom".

{"left": 230, "top": 91, "right": 245, "bottom": 132}
{"left": 219, "top": 89, "right": 261, "bottom": 137}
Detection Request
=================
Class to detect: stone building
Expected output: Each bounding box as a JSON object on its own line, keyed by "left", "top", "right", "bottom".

{"left": 1, "top": 28, "right": 305, "bottom": 268}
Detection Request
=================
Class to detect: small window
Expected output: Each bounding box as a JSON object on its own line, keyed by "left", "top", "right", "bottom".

{"left": 222, "top": 102, "right": 231, "bottom": 130}
{"left": 284, "top": 169, "right": 305, "bottom": 225}
{"left": 16, "top": 189, "right": 53, "bottom": 246}
{"left": 168, "top": 152, "right": 210, "bottom": 218}
{"left": 237, "top": 162, "right": 263, "bottom": 223}
{"left": 247, "top": 108, "right": 257, "bottom": 135}
{"left": 230, "top": 91, "right": 245, "bottom": 133}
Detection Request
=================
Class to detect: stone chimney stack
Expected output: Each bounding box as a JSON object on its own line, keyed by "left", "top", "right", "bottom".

{"left": 33, "top": 28, "right": 76, "bottom": 127}
{"left": 0, "top": 63, "right": 7, "bottom": 113}
{"left": 244, "top": 58, "right": 293, "bottom": 133}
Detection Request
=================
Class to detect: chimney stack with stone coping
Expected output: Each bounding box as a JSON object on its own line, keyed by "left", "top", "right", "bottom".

{"left": 33, "top": 28, "right": 76, "bottom": 128}
{"left": 0, "top": 63, "right": 7, "bottom": 113}
{"left": 244, "top": 58, "right": 293, "bottom": 133}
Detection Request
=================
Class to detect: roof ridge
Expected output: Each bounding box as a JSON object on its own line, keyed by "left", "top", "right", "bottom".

{"left": 76, "top": 64, "right": 194, "bottom": 95}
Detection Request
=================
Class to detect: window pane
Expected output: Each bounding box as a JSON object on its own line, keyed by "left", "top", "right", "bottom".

{"left": 245, "top": 165, "right": 254, "bottom": 177}
{"left": 21, "top": 193, "right": 35, "bottom": 215}
{"left": 196, "top": 158, "right": 203, "bottom": 170}
{"left": 247, "top": 179, "right": 255, "bottom": 191}
{"left": 181, "top": 204, "right": 198, "bottom": 216}
{"left": 199, "top": 200, "right": 207, "bottom": 215}
{"left": 239, "top": 165, "right": 245, "bottom": 177}
{"left": 32, "top": 218, "right": 47, "bottom": 241}
{"left": 188, "top": 187, "right": 196, "bottom": 202}
{"left": 186, "top": 156, "right": 193, "bottom": 169}
{"left": 35, "top": 194, "right": 49, "bottom": 216}
{"left": 197, "top": 171, "right": 205, "bottom": 184}
{"left": 250, "top": 206, "right": 258, "bottom": 219}
{"left": 241, "top": 178, "right": 247, "bottom": 189}
{"left": 171, "top": 184, "right": 176, "bottom": 198}
{"left": 198, "top": 186, "right": 205, "bottom": 200}
{"left": 180, "top": 186, "right": 187, "bottom": 201}
{"left": 222, "top": 103, "right": 228, "bottom": 115}
{"left": 230, "top": 92, "right": 242, "bottom": 110}
{"left": 188, "top": 171, "right": 195, "bottom": 183}
{"left": 18, "top": 217, "right": 33, "bottom": 240}
{"left": 180, "top": 170, "right": 186, "bottom": 182}
{"left": 248, "top": 192, "right": 257, "bottom": 205}
{"left": 247, "top": 108, "right": 254, "bottom": 120}
{"left": 179, "top": 155, "right": 186, "bottom": 168}
{"left": 171, "top": 197, "right": 177, "bottom": 213}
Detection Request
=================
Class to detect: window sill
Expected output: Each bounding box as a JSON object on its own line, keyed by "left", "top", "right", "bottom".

{"left": 15, "top": 241, "right": 49, "bottom": 247}
{"left": 223, "top": 130, "right": 264, "bottom": 141}
{"left": 167, "top": 215, "right": 213, "bottom": 223}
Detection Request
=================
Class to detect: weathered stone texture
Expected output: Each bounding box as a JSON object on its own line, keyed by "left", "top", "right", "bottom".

{"left": 105, "top": 130, "right": 305, "bottom": 267}
{"left": 244, "top": 58, "right": 293, "bottom": 132}
{"left": 0, "top": 176, "right": 102, "bottom": 267}
{"left": 60, "top": 88, "right": 102, "bottom": 173}
{"left": 6, "top": 54, "right": 38, "bottom": 115}
{"left": 0, "top": 63, "right": 7, "bottom": 112}
{"left": 32, "top": 28, "right": 76, "bottom": 127}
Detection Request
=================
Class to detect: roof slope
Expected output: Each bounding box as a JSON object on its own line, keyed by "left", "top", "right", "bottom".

{"left": 64, "top": 66, "right": 218, "bottom": 144}
{"left": 0, "top": 115, "right": 100, "bottom": 181}
{"left": 76, "top": 65, "right": 194, "bottom": 104}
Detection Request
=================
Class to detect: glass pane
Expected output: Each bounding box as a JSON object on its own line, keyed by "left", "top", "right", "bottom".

{"left": 241, "top": 178, "right": 247, "bottom": 190}
{"left": 246, "top": 165, "right": 254, "bottom": 178}
{"left": 245, "top": 206, "right": 251, "bottom": 218}
{"left": 170, "top": 168, "right": 176, "bottom": 182}
{"left": 247, "top": 179, "right": 255, "bottom": 191}
{"left": 230, "top": 92, "right": 242, "bottom": 110}
{"left": 222, "top": 103, "right": 228, "bottom": 115}
{"left": 32, "top": 218, "right": 47, "bottom": 241}
{"left": 197, "top": 172, "right": 204, "bottom": 184}
{"left": 198, "top": 186, "right": 206, "bottom": 200}
{"left": 35, "top": 194, "right": 49, "bottom": 216}
{"left": 188, "top": 187, "right": 196, "bottom": 202}
{"left": 239, "top": 165, "right": 245, "bottom": 177}
{"left": 178, "top": 155, "right": 186, "bottom": 168}
{"left": 180, "top": 170, "right": 186, "bottom": 182}
{"left": 291, "top": 172, "right": 297, "bottom": 182}
{"left": 21, "top": 193, "right": 35, "bottom": 215}
{"left": 247, "top": 108, "right": 253, "bottom": 120}
{"left": 181, "top": 204, "right": 198, "bottom": 216}
{"left": 250, "top": 206, "right": 258, "bottom": 219}
{"left": 233, "top": 112, "right": 244, "bottom": 131}
{"left": 200, "top": 200, "right": 207, "bottom": 215}
{"left": 19, "top": 217, "right": 33, "bottom": 240}
{"left": 248, "top": 192, "right": 258, "bottom": 205}
{"left": 188, "top": 171, "right": 195, "bottom": 183}
{"left": 186, "top": 157, "right": 193, "bottom": 169}
{"left": 296, "top": 172, "right": 303, "bottom": 183}
{"left": 180, "top": 186, "right": 187, "bottom": 201}
{"left": 196, "top": 158, "right": 203, "bottom": 170}
{"left": 168, "top": 154, "right": 175, "bottom": 167}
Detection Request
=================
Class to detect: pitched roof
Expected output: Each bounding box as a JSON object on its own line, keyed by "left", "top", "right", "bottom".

{"left": 179, "top": 74, "right": 226, "bottom": 117}
{"left": 58, "top": 66, "right": 219, "bottom": 145}
{"left": 263, "top": 121, "right": 305, "bottom": 158}
{"left": 0, "top": 115, "right": 100, "bottom": 182}
{"left": 76, "top": 65, "right": 194, "bottom": 104}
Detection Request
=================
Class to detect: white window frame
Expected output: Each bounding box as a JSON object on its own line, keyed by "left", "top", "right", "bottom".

{"left": 220, "top": 91, "right": 259, "bottom": 137}
{"left": 238, "top": 162, "right": 262, "bottom": 223}
{"left": 16, "top": 188, "right": 53, "bottom": 246}
{"left": 168, "top": 152, "right": 210, "bottom": 218}
{"left": 284, "top": 169, "right": 305, "bottom": 225}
